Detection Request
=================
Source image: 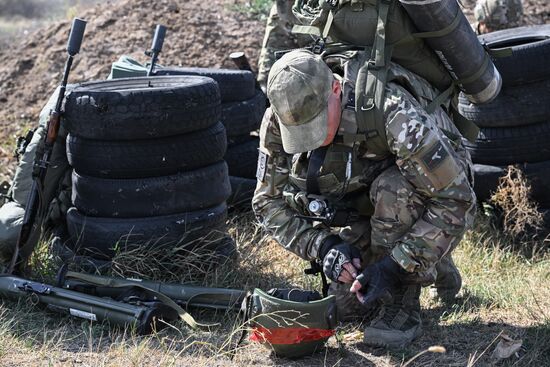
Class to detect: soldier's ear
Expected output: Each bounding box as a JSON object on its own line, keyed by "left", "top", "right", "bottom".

{"left": 332, "top": 80, "right": 342, "bottom": 97}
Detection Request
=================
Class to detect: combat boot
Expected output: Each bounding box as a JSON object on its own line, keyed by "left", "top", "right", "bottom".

{"left": 431, "top": 253, "right": 462, "bottom": 303}
{"left": 363, "top": 284, "right": 422, "bottom": 349}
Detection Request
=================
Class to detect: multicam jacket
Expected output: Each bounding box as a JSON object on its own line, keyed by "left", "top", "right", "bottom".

{"left": 252, "top": 52, "right": 477, "bottom": 273}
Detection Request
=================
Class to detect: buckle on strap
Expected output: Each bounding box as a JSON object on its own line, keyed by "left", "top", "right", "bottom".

{"left": 312, "top": 38, "right": 326, "bottom": 55}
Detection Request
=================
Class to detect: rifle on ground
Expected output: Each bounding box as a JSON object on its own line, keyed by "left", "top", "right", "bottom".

{"left": 58, "top": 270, "right": 247, "bottom": 311}
{"left": 0, "top": 275, "right": 179, "bottom": 334}
{"left": 7, "top": 18, "right": 86, "bottom": 275}
{"left": 146, "top": 24, "right": 166, "bottom": 76}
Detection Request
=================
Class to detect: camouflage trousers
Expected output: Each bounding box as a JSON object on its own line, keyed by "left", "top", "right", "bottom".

{"left": 329, "top": 165, "right": 465, "bottom": 320}
{"left": 257, "top": 2, "right": 313, "bottom": 91}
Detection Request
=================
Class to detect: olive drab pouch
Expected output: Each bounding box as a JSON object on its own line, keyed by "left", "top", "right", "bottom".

{"left": 108, "top": 55, "right": 148, "bottom": 79}
{"left": 247, "top": 288, "right": 337, "bottom": 358}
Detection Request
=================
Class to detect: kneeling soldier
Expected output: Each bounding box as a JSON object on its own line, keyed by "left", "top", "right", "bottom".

{"left": 252, "top": 50, "right": 476, "bottom": 349}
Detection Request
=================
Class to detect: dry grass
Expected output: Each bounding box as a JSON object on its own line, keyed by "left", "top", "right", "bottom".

{"left": 1, "top": 208, "right": 549, "bottom": 366}
{"left": 490, "top": 165, "right": 544, "bottom": 237}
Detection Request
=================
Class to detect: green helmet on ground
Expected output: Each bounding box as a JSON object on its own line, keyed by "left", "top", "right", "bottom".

{"left": 248, "top": 288, "right": 338, "bottom": 358}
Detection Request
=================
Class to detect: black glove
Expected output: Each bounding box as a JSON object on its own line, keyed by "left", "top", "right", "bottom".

{"left": 319, "top": 235, "right": 361, "bottom": 282}
{"left": 355, "top": 256, "right": 406, "bottom": 305}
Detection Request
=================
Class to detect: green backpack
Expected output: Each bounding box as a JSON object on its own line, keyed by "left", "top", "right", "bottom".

{"left": 292, "top": 0, "right": 453, "bottom": 91}
{"left": 292, "top": 0, "right": 479, "bottom": 156}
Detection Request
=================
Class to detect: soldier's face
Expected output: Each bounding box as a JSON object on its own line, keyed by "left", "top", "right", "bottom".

{"left": 321, "top": 80, "right": 342, "bottom": 147}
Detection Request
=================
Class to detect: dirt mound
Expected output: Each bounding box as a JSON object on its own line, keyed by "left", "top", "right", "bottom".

{"left": 0, "top": 0, "right": 264, "bottom": 123}
{"left": 0, "top": 0, "right": 264, "bottom": 181}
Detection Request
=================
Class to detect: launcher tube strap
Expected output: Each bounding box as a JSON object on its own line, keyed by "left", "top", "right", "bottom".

{"left": 62, "top": 271, "right": 221, "bottom": 330}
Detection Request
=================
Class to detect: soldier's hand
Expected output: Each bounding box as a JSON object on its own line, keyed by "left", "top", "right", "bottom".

{"left": 350, "top": 256, "right": 404, "bottom": 305}
{"left": 319, "top": 236, "right": 362, "bottom": 283}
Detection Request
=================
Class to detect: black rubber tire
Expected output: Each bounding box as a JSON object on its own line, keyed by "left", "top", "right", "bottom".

{"left": 474, "top": 161, "right": 550, "bottom": 207}
{"left": 479, "top": 25, "right": 550, "bottom": 86}
{"left": 473, "top": 164, "right": 502, "bottom": 202}
{"left": 228, "top": 176, "right": 257, "bottom": 208}
{"left": 458, "top": 79, "right": 550, "bottom": 128}
{"left": 66, "top": 204, "right": 228, "bottom": 259}
{"left": 221, "top": 89, "right": 266, "bottom": 137}
{"left": 67, "top": 122, "right": 227, "bottom": 179}
{"left": 464, "top": 120, "right": 550, "bottom": 166}
{"left": 64, "top": 76, "right": 220, "bottom": 140}
{"left": 225, "top": 138, "right": 259, "bottom": 179}
{"left": 72, "top": 161, "right": 231, "bottom": 218}
{"left": 228, "top": 133, "right": 258, "bottom": 147}
{"left": 154, "top": 67, "right": 256, "bottom": 102}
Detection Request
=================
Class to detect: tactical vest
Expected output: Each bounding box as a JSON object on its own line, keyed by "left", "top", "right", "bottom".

{"left": 287, "top": 51, "right": 466, "bottom": 217}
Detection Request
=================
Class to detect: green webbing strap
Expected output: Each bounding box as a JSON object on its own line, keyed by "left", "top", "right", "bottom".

{"left": 458, "top": 53, "right": 490, "bottom": 86}
{"left": 64, "top": 271, "right": 214, "bottom": 330}
{"left": 412, "top": 7, "right": 462, "bottom": 39}
{"left": 373, "top": 0, "right": 390, "bottom": 67}
{"left": 322, "top": 10, "right": 335, "bottom": 39}
{"left": 424, "top": 84, "right": 479, "bottom": 142}
{"left": 355, "top": 0, "right": 393, "bottom": 156}
{"left": 339, "top": 132, "right": 367, "bottom": 145}
{"left": 485, "top": 47, "right": 513, "bottom": 58}
{"left": 425, "top": 83, "right": 456, "bottom": 114}
{"left": 292, "top": 24, "right": 321, "bottom": 37}
{"left": 452, "top": 111, "right": 480, "bottom": 142}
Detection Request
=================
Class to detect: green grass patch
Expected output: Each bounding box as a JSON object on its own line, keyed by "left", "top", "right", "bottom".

{"left": 229, "top": 0, "right": 273, "bottom": 20}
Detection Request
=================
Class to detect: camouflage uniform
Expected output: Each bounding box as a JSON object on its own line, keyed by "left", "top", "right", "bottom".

{"left": 252, "top": 51, "right": 476, "bottom": 318}
{"left": 474, "top": 0, "right": 523, "bottom": 33}
{"left": 257, "top": 1, "right": 313, "bottom": 91}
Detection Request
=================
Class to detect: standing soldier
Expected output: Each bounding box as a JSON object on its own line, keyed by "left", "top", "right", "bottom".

{"left": 252, "top": 49, "right": 477, "bottom": 348}
{"left": 474, "top": 0, "right": 524, "bottom": 34}
{"left": 256, "top": 0, "right": 312, "bottom": 92}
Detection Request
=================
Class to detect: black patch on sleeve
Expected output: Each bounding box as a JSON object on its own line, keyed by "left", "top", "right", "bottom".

{"left": 421, "top": 142, "right": 449, "bottom": 171}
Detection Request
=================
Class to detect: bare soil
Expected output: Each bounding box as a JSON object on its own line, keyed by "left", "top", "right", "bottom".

{"left": 0, "top": 0, "right": 264, "bottom": 180}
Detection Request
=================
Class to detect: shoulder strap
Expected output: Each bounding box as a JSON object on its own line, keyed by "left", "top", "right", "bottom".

{"left": 63, "top": 271, "right": 215, "bottom": 330}
{"left": 306, "top": 147, "right": 329, "bottom": 194}
{"left": 354, "top": 0, "right": 393, "bottom": 157}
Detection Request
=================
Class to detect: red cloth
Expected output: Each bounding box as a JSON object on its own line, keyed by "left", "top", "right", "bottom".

{"left": 249, "top": 326, "right": 335, "bottom": 345}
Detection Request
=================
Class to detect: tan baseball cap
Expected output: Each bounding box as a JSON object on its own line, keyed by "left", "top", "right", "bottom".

{"left": 267, "top": 49, "right": 334, "bottom": 154}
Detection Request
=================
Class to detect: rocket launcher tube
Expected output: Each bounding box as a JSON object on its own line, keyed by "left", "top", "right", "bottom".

{"left": 399, "top": 0, "right": 502, "bottom": 104}
{"left": 0, "top": 275, "right": 177, "bottom": 334}
{"left": 60, "top": 271, "right": 247, "bottom": 311}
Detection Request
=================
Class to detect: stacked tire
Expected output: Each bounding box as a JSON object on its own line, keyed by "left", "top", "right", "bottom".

{"left": 459, "top": 25, "right": 550, "bottom": 214}
{"left": 155, "top": 67, "right": 265, "bottom": 207}
{"left": 63, "top": 76, "right": 234, "bottom": 260}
